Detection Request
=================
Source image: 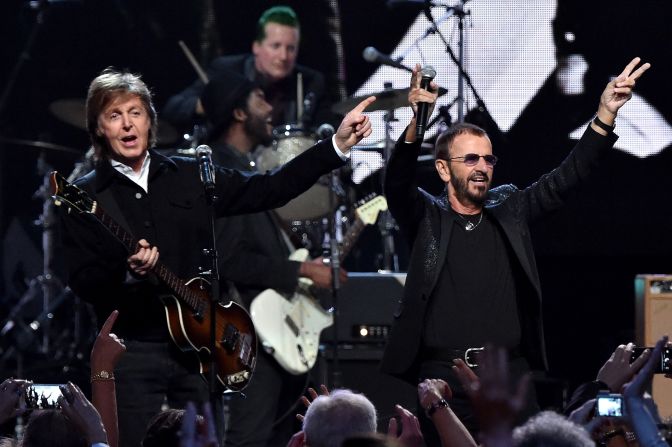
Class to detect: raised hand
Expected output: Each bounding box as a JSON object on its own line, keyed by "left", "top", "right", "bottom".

{"left": 0, "top": 378, "right": 30, "bottom": 423}
{"left": 418, "top": 378, "right": 453, "bottom": 411}
{"left": 58, "top": 382, "right": 108, "bottom": 445}
{"left": 623, "top": 335, "right": 668, "bottom": 400}
{"left": 408, "top": 64, "right": 439, "bottom": 118}
{"left": 296, "top": 384, "right": 329, "bottom": 422}
{"left": 180, "top": 402, "right": 218, "bottom": 447}
{"left": 599, "top": 57, "right": 651, "bottom": 117}
{"left": 334, "top": 97, "right": 376, "bottom": 153}
{"left": 596, "top": 342, "right": 649, "bottom": 393}
{"left": 388, "top": 404, "right": 424, "bottom": 447}
{"left": 91, "top": 310, "right": 126, "bottom": 373}
{"left": 127, "top": 238, "right": 159, "bottom": 276}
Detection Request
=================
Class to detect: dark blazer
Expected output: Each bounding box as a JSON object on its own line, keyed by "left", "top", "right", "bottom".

{"left": 211, "top": 144, "right": 301, "bottom": 307}
{"left": 59, "top": 139, "right": 343, "bottom": 340}
{"left": 381, "top": 126, "right": 618, "bottom": 384}
{"left": 163, "top": 54, "right": 333, "bottom": 130}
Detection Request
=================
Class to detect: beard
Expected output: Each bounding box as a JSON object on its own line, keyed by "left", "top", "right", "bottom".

{"left": 244, "top": 112, "right": 273, "bottom": 146}
{"left": 450, "top": 169, "right": 490, "bottom": 205}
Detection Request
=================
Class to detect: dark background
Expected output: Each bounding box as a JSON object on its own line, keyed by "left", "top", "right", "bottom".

{"left": 0, "top": 0, "right": 671, "bottom": 405}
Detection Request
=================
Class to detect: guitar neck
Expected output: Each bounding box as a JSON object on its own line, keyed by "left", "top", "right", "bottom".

{"left": 339, "top": 218, "right": 365, "bottom": 262}
{"left": 93, "top": 207, "right": 200, "bottom": 312}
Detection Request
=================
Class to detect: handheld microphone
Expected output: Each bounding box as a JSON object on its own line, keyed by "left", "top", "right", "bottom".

{"left": 195, "top": 145, "right": 215, "bottom": 193}
{"left": 362, "top": 47, "right": 413, "bottom": 73}
{"left": 415, "top": 66, "right": 436, "bottom": 140}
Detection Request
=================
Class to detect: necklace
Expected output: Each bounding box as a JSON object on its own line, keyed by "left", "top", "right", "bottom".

{"left": 456, "top": 212, "right": 483, "bottom": 231}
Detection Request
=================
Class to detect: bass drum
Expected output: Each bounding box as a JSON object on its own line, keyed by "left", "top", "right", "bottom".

{"left": 256, "top": 125, "right": 332, "bottom": 221}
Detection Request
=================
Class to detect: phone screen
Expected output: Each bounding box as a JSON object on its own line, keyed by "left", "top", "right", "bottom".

{"left": 24, "top": 384, "right": 63, "bottom": 409}
{"left": 596, "top": 395, "right": 623, "bottom": 417}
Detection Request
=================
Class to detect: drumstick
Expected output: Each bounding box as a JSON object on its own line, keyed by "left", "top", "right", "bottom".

{"left": 178, "top": 40, "right": 209, "bottom": 84}
{"left": 296, "top": 72, "right": 304, "bottom": 123}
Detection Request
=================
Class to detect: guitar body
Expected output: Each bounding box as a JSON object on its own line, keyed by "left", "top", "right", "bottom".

{"left": 161, "top": 277, "right": 257, "bottom": 391}
{"left": 250, "top": 288, "right": 333, "bottom": 375}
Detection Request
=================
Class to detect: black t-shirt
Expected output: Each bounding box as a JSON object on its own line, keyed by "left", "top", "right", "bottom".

{"left": 422, "top": 210, "right": 521, "bottom": 349}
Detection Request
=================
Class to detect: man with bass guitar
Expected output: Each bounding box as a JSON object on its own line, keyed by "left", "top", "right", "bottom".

{"left": 58, "top": 68, "right": 374, "bottom": 447}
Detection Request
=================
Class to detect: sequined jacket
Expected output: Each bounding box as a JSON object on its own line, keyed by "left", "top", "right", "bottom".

{"left": 381, "top": 126, "right": 618, "bottom": 383}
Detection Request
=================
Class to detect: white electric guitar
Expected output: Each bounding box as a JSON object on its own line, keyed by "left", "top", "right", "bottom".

{"left": 250, "top": 195, "right": 388, "bottom": 375}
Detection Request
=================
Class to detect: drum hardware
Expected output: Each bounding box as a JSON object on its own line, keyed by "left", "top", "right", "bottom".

{"left": 0, "top": 136, "right": 80, "bottom": 155}
{"left": 48, "top": 98, "right": 179, "bottom": 145}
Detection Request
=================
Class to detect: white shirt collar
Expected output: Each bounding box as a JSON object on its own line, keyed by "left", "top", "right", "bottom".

{"left": 110, "top": 151, "right": 152, "bottom": 192}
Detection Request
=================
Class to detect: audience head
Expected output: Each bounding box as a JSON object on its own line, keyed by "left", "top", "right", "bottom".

{"left": 142, "top": 408, "right": 204, "bottom": 447}
{"left": 513, "top": 411, "right": 594, "bottom": 447}
{"left": 21, "top": 410, "right": 88, "bottom": 447}
{"left": 342, "top": 433, "right": 402, "bottom": 447}
{"left": 302, "top": 389, "right": 377, "bottom": 447}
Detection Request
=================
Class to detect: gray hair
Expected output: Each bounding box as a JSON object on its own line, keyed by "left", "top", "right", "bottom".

{"left": 303, "top": 389, "right": 378, "bottom": 447}
{"left": 513, "top": 411, "right": 594, "bottom": 447}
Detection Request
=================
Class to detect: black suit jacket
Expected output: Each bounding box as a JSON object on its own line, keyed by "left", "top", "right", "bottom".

{"left": 59, "top": 139, "right": 343, "bottom": 340}
{"left": 163, "top": 54, "right": 333, "bottom": 130}
{"left": 381, "top": 126, "right": 618, "bottom": 383}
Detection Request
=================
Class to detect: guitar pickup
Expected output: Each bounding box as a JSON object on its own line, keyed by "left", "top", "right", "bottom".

{"left": 221, "top": 323, "right": 240, "bottom": 352}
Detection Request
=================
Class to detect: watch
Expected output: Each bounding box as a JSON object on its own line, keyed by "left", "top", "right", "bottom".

{"left": 424, "top": 398, "right": 449, "bottom": 417}
{"left": 91, "top": 370, "right": 115, "bottom": 382}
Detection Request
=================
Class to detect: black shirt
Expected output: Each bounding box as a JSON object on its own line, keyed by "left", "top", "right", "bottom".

{"left": 423, "top": 210, "right": 521, "bottom": 350}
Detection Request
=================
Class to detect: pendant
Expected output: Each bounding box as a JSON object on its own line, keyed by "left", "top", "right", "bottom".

{"left": 465, "top": 222, "right": 475, "bottom": 231}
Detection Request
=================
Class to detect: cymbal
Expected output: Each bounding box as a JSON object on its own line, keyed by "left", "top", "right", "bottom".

{"left": 0, "top": 136, "right": 80, "bottom": 154}
{"left": 48, "top": 98, "right": 179, "bottom": 144}
{"left": 332, "top": 87, "right": 447, "bottom": 115}
{"left": 50, "top": 98, "right": 86, "bottom": 130}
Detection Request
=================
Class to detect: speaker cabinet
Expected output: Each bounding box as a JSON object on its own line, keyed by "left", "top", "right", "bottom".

{"left": 635, "top": 274, "right": 672, "bottom": 418}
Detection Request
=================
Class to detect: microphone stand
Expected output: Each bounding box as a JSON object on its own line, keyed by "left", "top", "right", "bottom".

{"left": 423, "top": 1, "right": 496, "bottom": 125}
{"left": 202, "top": 185, "right": 223, "bottom": 436}
{"left": 380, "top": 84, "right": 400, "bottom": 272}
{"left": 327, "top": 168, "right": 346, "bottom": 388}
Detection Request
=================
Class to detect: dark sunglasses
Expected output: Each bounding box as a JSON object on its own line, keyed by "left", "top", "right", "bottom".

{"left": 448, "top": 154, "right": 498, "bottom": 167}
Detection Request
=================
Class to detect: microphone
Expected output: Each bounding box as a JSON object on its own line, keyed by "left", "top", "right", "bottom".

{"left": 316, "top": 123, "right": 335, "bottom": 140}
{"left": 415, "top": 66, "right": 437, "bottom": 140}
{"left": 362, "top": 47, "right": 413, "bottom": 73}
{"left": 195, "top": 145, "right": 215, "bottom": 193}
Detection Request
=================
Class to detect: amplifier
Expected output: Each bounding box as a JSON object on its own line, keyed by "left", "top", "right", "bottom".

{"left": 320, "top": 272, "right": 406, "bottom": 347}
{"left": 635, "top": 274, "right": 672, "bottom": 418}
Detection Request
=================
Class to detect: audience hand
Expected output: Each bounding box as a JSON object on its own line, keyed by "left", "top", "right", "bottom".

{"left": 91, "top": 310, "right": 126, "bottom": 373}
{"left": 417, "top": 378, "right": 452, "bottom": 412}
{"left": 623, "top": 336, "right": 668, "bottom": 402}
{"left": 180, "top": 402, "right": 218, "bottom": 447}
{"left": 58, "top": 382, "right": 107, "bottom": 445}
{"left": 297, "top": 384, "right": 330, "bottom": 422}
{"left": 0, "top": 378, "right": 30, "bottom": 423}
{"left": 453, "top": 346, "right": 530, "bottom": 444}
{"left": 597, "top": 342, "right": 649, "bottom": 392}
{"left": 387, "top": 404, "right": 424, "bottom": 447}
{"left": 286, "top": 430, "right": 305, "bottom": 447}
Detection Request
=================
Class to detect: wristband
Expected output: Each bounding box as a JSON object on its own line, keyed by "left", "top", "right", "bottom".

{"left": 593, "top": 115, "right": 615, "bottom": 132}
{"left": 425, "top": 398, "right": 449, "bottom": 417}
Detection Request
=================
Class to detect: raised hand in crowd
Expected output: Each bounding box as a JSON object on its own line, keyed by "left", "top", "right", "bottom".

{"left": 180, "top": 402, "right": 218, "bottom": 447}
{"left": 58, "top": 382, "right": 108, "bottom": 445}
{"left": 387, "top": 404, "right": 423, "bottom": 447}
{"left": 453, "top": 346, "right": 530, "bottom": 447}
{"left": 297, "top": 384, "right": 330, "bottom": 422}
{"left": 622, "top": 336, "right": 670, "bottom": 447}
{"left": 417, "top": 379, "right": 476, "bottom": 447}
{"left": 0, "top": 378, "right": 30, "bottom": 424}
{"left": 597, "top": 342, "right": 650, "bottom": 392}
{"left": 90, "top": 310, "right": 126, "bottom": 447}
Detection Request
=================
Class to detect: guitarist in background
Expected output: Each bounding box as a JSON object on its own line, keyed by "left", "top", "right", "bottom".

{"left": 199, "top": 70, "right": 346, "bottom": 447}
{"left": 59, "top": 68, "right": 371, "bottom": 447}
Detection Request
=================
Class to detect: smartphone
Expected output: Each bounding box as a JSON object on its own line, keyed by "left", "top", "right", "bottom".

{"left": 596, "top": 394, "right": 624, "bottom": 417}
{"left": 631, "top": 347, "right": 671, "bottom": 374}
{"left": 23, "top": 384, "right": 64, "bottom": 409}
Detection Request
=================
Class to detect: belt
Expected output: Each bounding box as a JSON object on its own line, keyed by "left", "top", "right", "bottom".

{"left": 422, "top": 346, "right": 523, "bottom": 368}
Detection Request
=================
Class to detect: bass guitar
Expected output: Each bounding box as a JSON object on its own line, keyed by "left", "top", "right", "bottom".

{"left": 50, "top": 172, "right": 257, "bottom": 391}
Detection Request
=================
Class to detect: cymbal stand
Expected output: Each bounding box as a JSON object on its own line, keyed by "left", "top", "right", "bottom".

{"left": 423, "top": 1, "right": 495, "bottom": 124}
{"left": 380, "top": 84, "right": 400, "bottom": 272}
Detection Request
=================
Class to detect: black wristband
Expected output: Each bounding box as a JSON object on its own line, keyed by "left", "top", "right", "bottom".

{"left": 593, "top": 115, "right": 615, "bottom": 132}
{"left": 425, "top": 398, "right": 449, "bottom": 417}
